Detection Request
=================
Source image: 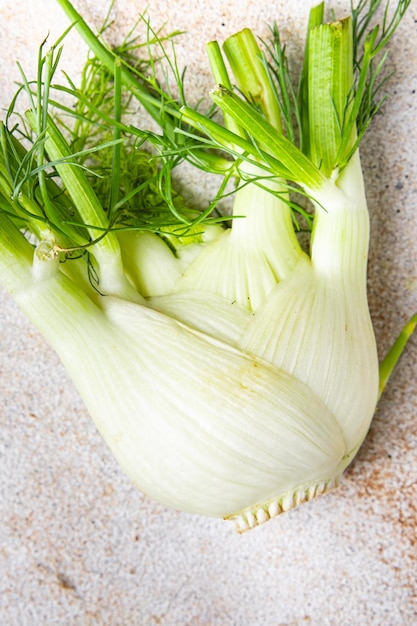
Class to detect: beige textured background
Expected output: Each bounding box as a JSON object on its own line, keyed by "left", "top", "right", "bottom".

{"left": 0, "top": 1, "right": 416, "bottom": 625}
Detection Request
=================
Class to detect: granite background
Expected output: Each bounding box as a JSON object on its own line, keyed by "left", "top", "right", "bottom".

{"left": 0, "top": 1, "right": 416, "bottom": 624}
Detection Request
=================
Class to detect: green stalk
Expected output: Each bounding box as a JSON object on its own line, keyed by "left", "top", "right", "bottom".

{"left": 307, "top": 17, "right": 355, "bottom": 175}
{"left": 181, "top": 104, "right": 292, "bottom": 179}
{"left": 55, "top": 0, "right": 180, "bottom": 136}
{"left": 206, "top": 41, "right": 233, "bottom": 89}
{"left": 109, "top": 58, "right": 122, "bottom": 218}
{"left": 222, "top": 28, "right": 282, "bottom": 132}
{"left": 209, "top": 28, "right": 304, "bottom": 276}
{"left": 336, "top": 29, "right": 376, "bottom": 166}
{"left": 55, "top": 0, "right": 231, "bottom": 176}
{"left": 379, "top": 314, "right": 417, "bottom": 399}
{"left": 25, "top": 111, "right": 134, "bottom": 297}
{"left": 206, "top": 41, "right": 245, "bottom": 139}
{"left": 298, "top": 1, "right": 324, "bottom": 155}
{"left": 209, "top": 85, "right": 325, "bottom": 189}
{"left": 0, "top": 123, "right": 90, "bottom": 249}
{"left": 36, "top": 47, "right": 57, "bottom": 219}
{"left": 0, "top": 212, "right": 33, "bottom": 292}
{"left": 0, "top": 132, "right": 55, "bottom": 242}
{"left": 27, "top": 113, "right": 114, "bottom": 242}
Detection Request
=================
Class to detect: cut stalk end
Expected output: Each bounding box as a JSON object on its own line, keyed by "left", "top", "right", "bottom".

{"left": 225, "top": 475, "right": 341, "bottom": 532}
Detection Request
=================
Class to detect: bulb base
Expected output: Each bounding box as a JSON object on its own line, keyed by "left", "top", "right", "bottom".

{"left": 225, "top": 475, "right": 341, "bottom": 533}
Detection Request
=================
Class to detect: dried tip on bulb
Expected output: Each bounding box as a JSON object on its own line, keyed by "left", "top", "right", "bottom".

{"left": 227, "top": 476, "right": 341, "bottom": 533}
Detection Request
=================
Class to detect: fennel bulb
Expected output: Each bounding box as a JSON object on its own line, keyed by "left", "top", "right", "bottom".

{"left": 0, "top": 0, "right": 415, "bottom": 532}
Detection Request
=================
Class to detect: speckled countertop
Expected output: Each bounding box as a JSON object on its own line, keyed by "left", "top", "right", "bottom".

{"left": 0, "top": 1, "right": 416, "bottom": 625}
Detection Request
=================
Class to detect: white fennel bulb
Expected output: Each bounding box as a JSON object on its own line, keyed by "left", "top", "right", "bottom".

{"left": 0, "top": 0, "right": 414, "bottom": 531}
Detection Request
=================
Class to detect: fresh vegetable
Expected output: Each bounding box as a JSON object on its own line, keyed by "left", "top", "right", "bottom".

{"left": 0, "top": 0, "right": 414, "bottom": 532}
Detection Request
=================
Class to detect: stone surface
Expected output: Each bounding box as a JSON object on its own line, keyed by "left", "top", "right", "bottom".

{"left": 0, "top": 1, "right": 416, "bottom": 625}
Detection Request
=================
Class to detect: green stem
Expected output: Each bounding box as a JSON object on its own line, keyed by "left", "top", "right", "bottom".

{"left": 31, "top": 113, "right": 114, "bottom": 238}
{"left": 25, "top": 111, "right": 137, "bottom": 299}
{"left": 109, "top": 58, "right": 122, "bottom": 219}
{"left": 209, "top": 85, "right": 325, "bottom": 189}
{"left": 181, "top": 105, "right": 291, "bottom": 178}
{"left": 206, "top": 41, "right": 233, "bottom": 90}
{"left": 222, "top": 27, "right": 282, "bottom": 131}
{"left": 206, "top": 40, "right": 245, "bottom": 139}
{"left": 298, "top": 1, "right": 324, "bottom": 155}
{"left": 334, "top": 26, "right": 377, "bottom": 167}
{"left": 307, "top": 16, "right": 355, "bottom": 175}
{"left": 55, "top": 0, "right": 180, "bottom": 131}
{"left": 0, "top": 123, "right": 88, "bottom": 248}
{"left": 36, "top": 47, "right": 57, "bottom": 219}
{"left": 379, "top": 314, "right": 417, "bottom": 399}
{"left": 0, "top": 212, "right": 33, "bottom": 293}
